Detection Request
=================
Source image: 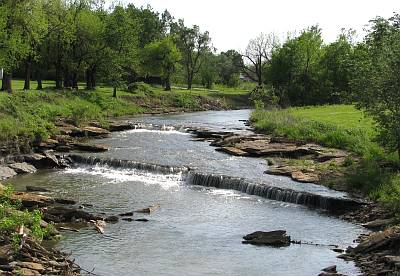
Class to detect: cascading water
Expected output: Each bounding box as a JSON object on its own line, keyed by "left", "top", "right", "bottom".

{"left": 69, "top": 154, "right": 364, "bottom": 213}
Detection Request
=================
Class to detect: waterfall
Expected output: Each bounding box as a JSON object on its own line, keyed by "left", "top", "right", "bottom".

{"left": 69, "top": 154, "right": 364, "bottom": 214}
{"left": 185, "top": 172, "right": 364, "bottom": 214}
{"left": 68, "top": 154, "right": 189, "bottom": 174}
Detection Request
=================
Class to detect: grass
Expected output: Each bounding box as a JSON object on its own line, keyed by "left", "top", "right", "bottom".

{"left": 250, "top": 105, "right": 375, "bottom": 154}
{"left": 251, "top": 105, "right": 400, "bottom": 213}
{"left": 0, "top": 79, "right": 250, "bottom": 144}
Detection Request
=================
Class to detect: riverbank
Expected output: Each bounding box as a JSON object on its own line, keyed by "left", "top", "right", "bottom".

{"left": 249, "top": 105, "right": 400, "bottom": 275}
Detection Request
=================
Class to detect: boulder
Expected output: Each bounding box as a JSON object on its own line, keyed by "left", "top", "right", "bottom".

{"left": 82, "top": 126, "right": 110, "bottom": 137}
{"left": 105, "top": 216, "right": 119, "bottom": 223}
{"left": 215, "top": 147, "right": 249, "bottom": 157}
{"left": 22, "top": 152, "right": 60, "bottom": 169}
{"left": 322, "top": 265, "right": 337, "bottom": 273}
{"left": 362, "top": 218, "right": 396, "bottom": 230}
{"left": 8, "top": 162, "right": 36, "bottom": 174}
{"left": 0, "top": 244, "right": 13, "bottom": 265}
{"left": 135, "top": 204, "right": 160, "bottom": 214}
{"left": 242, "top": 230, "right": 291, "bottom": 247}
{"left": 351, "top": 226, "right": 400, "bottom": 254}
{"left": 11, "top": 192, "right": 55, "bottom": 208}
{"left": 0, "top": 166, "right": 17, "bottom": 181}
{"left": 72, "top": 143, "right": 108, "bottom": 152}
{"left": 26, "top": 186, "right": 50, "bottom": 192}
{"left": 108, "top": 122, "right": 134, "bottom": 132}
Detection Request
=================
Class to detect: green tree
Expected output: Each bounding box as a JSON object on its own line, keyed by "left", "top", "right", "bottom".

{"left": 351, "top": 14, "right": 400, "bottom": 158}
{"left": 141, "top": 36, "right": 181, "bottom": 91}
{"left": 174, "top": 21, "right": 212, "bottom": 90}
{"left": 217, "top": 50, "right": 243, "bottom": 87}
{"left": 0, "top": 0, "right": 47, "bottom": 92}
{"left": 103, "top": 5, "right": 139, "bottom": 97}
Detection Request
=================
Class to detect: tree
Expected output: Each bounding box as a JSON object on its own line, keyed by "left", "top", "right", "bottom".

{"left": 217, "top": 50, "right": 243, "bottom": 87}
{"left": 103, "top": 5, "right": 139, "bottom": 97}
{"left": 174, "top": 21, "right": 212, "bottom": 90}
{"left": 351, "top": 14, "right": 400, "bottom": 158}
{"left": 0, "top": 0, "right": 47, "bottom": 92}
{"left": 141, "top": 36, "right": 181, "bottom": 91}
{"left": 242, "top": 33, "right": 279, "bottom": 86}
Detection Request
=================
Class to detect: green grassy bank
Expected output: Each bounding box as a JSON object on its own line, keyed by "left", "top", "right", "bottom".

{"left": 0, "top": 80, "right": 250, "bottom": 144}
{"left": 251, "top": 105, "right": 400, "bottom": 213}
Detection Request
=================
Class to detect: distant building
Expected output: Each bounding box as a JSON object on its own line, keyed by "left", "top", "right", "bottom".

{"left": 239, "top": 73, "right": 253, "bottom": 82}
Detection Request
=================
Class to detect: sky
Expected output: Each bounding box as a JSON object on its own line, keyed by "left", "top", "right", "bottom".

{"left": 114, "top": 0, "right": 400, "bottom": 52}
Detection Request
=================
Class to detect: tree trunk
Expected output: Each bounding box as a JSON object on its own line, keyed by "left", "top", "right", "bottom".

{"left": 23, "top": 61, "right": 31, "bottom": 90}
{"left": 165, "top": 76, "right": 171, "bottom": 91}
{"left": 55, "top": 67, "right": 62, "bottom": 90}
{"left": 187, "top": 73, "right": 193, "bottom": 90}
{"left": 5, "top": 73, "right": 12, "bottom": 93}
{"left": 1, "top": 78, "right": 5, "bottom": 91}
{"left": 113, "top": 86, "right": 117, "bottom": 98}
{"left": 86, "top": 69, "right": 92, "bottom": 90}
{"left": 72, "top": 72, "right": 78, "bottom": 90}
{"left": 37, "top": 78, "right": 43, "bottom": 90}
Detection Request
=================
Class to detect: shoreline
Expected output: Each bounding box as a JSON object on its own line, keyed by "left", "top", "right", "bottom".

{"left": 0, "top": 109, "right": 396, "bottom": 275}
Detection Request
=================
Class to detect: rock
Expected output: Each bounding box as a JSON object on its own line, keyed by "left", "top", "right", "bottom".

{"left": 122, "top": 218, "right": 134, "bottom": 222}
{"left": 82, "top": 126, "right": 110, "bottom": 137}
{"left": 17, "top": 268, "right": 40, "bottom": 276}
{"left": 291, "top": 170, "right": 319, "bottom": 183}
{"left": 0, "top": 166, "right": 17, "bottom": 181}
{"left": 58, "top": 124, "right": 84, "bottom": 136}
{"left": 119, "top": 212, "right": 134, "bottom": 217}
{"left": 0, "top": 245, "right": 13, "bottom": 265}
{"left": 105, "top": 216, "right": 119, "bottom": 223}
{"left": 14, "top": 261, "right": 44, "bottom": 271}
{"left": 26, "top": 186, "right": 50, "bottom": 192}
{"left": 38, "top": 138, "right": 59, "bottom": 150}
{"left": 332, "top": 248, "right": 344, "bottom": 253}
{"left": 72, "top": 142, "right": 108, "bottom": 152}
{"left": 351, "top": 226, "right": 400, "bottom": 254}
{"left": 8, "top": 162, "right": 36, "bottom": 174}
{"left": 135, "top": 218, "right": 149, "bottom": 222}
{"left": 362, "top": 218, "right": 396, "bottom": 230}
{"left": 11, "top": 192, "right": 55, "bottom": 207}
{"left": 242, "top": 230, "right": 291, "bottom": 247}
{"left": 54, "top": 198, "right": 77, "bottom": 205}
{"left": 215, "top": 147, "right": 249, "bottom": 156}
{"left": 109, "top": 122, "right": 134, "bottom": 132}
{"left": 22, "top": 152, "right": 60, "bottom": 169}
{"left": 322, "top": 265, "right": 337, "bottom": 273}
{"left": 45, "top": 206, "right": 101, "bottom": 222}
{"left": 135, "top": 204, "right": 160, "bottom": 213}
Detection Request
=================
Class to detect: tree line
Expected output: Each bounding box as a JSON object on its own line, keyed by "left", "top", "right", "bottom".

{"left": 0, "top": 0, "right": 245, "bottom": 95}
{"left": 244, "top": 13, "right": 400, "bottom": 157}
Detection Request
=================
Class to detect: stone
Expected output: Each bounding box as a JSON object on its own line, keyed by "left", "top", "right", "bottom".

{"left": 108, "top": 122, "right": 134, "bottom": 132}
{"left": 54, "top": 198, "right": 77, "bottom": 205}
{"left": 135, "top": 218, "right": 149, "bottom": 222}
{"left": 322, "top": 265, "right": 337, "bottom": 273}
{"left": 362, "top": 218, "right": 396, "bottom": 230}
{"left": 105, "top": 216, "right": 119, "bottom": 223}
{"left": 122, "top": 218, "right": 134, "bottom": 222}
{"left": 8, "top": 162, "right": 37, "bottom": 174}
{"left": 242, "top": 230, "right": 291, "bottom": 247}
{"left": 11, "top": 192, "right": 55, "bottom": 207}
{"left": 26, "top": 186, "right": 50, "bottom": 192}
{"left": 22, "top": 152, "right": 60, "bottom": 169}
{"left": 119, "top": 212, "right": 134, "bottom": 217}
{"left": 15, "top": 262, "right": 44, "bottom": 271}
{"left": 72, "top": 143, "right": 108, "bottom": 152}
{"left": 0, "top": 245, "right": 13, "bottom": 265}
{"left": 0, "top": 166, "right": 17, "bottom": 181}
{"left": 82, "top": 126, "right": 110, "bottom": 137}
{"left": 291, "top": 170, "right": 319, "bottom": 183}
{"left": 16, "top": 268, "right": 40, "bottom": 276}
{"left": 135, "top": 204, "right": 160, "bottom": 213}
{"left": 215, "top": 147, "right": 249, "bottom": 156}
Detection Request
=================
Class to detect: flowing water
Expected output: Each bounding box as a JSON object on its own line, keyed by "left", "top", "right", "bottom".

{"left": 8, "top": 110, "right": 367, "bottom": 276}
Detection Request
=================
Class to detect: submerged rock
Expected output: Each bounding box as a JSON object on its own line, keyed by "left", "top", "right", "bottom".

{"left": 135, "top": 204, "right": 160, "bottom": 214}
{"left": 72, "top": 143, "right": 108, "bottom": 152}
{"left": 105, "top": 216, "right": 119, "bottom": 223}
{"left": 8, "top": 162, "right": 37, "bottom": 174}
{"left": 26, "top": 186, "right": 50, "bottom": 192}
{"left": 242, "top": 230, "right": 291, "bottom": 247}
{"left": 0, "top": 166, "right": 17, "bottom": 181}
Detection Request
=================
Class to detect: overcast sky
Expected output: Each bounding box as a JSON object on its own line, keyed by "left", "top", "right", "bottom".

{"left": 115, "top": 0, "right": 400, "bottom": 52}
